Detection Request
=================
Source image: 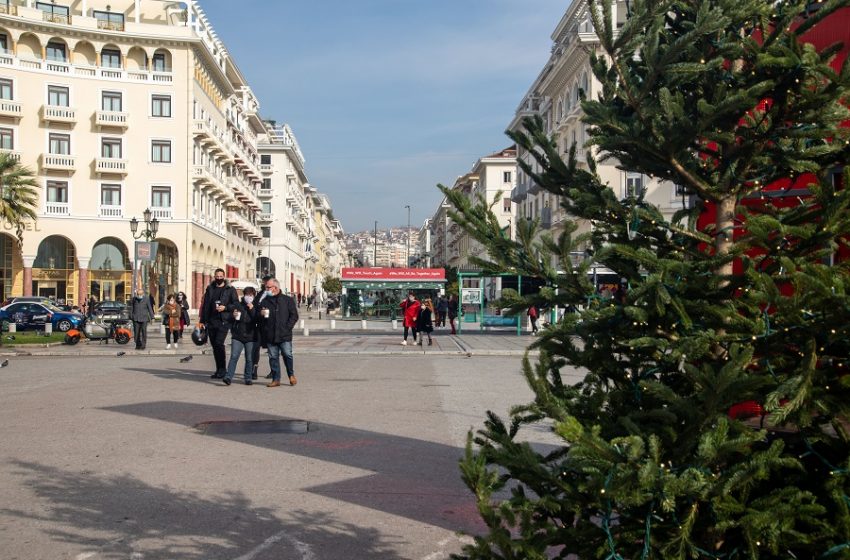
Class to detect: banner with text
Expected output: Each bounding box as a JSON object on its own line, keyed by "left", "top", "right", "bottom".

{"left": 342, "top": 268, "right": 446, "bottom": 282}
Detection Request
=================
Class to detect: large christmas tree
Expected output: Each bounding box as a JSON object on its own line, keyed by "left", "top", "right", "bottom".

{"left": 443, "top": 0, "right": 850, "bottom": 558}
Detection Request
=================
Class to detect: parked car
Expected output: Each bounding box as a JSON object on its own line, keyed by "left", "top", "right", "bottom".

{"left": 0, "top": 302, "right": 83, "bottom": 332}
{"left": 1, "top": 296, "right": 53, "bottom": 308}
{"left": 91, "top": 300, "right": 129, "bottom": 321}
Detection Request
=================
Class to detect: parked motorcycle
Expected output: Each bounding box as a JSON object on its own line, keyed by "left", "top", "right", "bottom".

{"left": 64, "top": 316, "right": 132, "bottom": 345}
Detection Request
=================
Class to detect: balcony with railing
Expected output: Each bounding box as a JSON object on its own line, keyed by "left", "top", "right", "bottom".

{"left": 151, "top": 207, "right": 172, "bottom": 220}
{"left": 45, "top": 202, "right": 69, "bottom": 216}
{"left": 95, "top": 158, "right": 128, "bottom": 174}
{"left": 259, "top": 163, "right": 273, "bottom": 174}
{"left": 258, "top": 212, "right": 274, "bottom": 222}
{"left": 98, "top": 205, "right": 123, "bottom": 218}
{"left": 0, "top": 149, "right": 21, "bottom": 161}
{"left": 41, "top": 105, "right": 76, "bottom": 123}
{"left": 0, "top": 99, "right": 21, "bottom": 119}
{"left": 41, "top": 154, "right": 76, "bottom": 171}
{"left": 258, "top": 188, "right": 273, "bottom": 198}
{"left": 0, "top": 3, "right": 17, "bottom": 15}
{"left": 95, "top": 110, "right": 128, "bottom": 128}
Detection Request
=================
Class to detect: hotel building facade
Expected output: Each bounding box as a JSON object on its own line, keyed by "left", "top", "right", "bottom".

{"left": 0, "top": 0, "right": 344, "bottom": 310}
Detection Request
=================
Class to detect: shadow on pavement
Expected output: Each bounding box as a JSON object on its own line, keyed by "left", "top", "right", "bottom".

{"left": 101, "top": 401, "right": 486, "bottom": 534}
{"left": 3, "top": 461, "right": 406, "bottom": 559}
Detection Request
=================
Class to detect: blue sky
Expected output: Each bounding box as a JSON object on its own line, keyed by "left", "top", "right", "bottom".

{"left": 200, "top": 0, "right": 566, "bottom": 233}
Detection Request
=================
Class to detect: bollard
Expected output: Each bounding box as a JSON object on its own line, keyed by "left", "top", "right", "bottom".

{"left": 361, "top": 319, "right": 367, "bottom": 330}
{"left": 300, "top": 319, "right": 305, "bottom": 329}
{"left": 330, "top": 319, "right": 336, "bottom": 330}
{"left": 45, "top": 322, "right": 53, "bottom": 335}
{"left": 392, "top": 319, "right": 398, "bottom": 330}
{"left": 8, "top": 323, "right": 15, "bottom": 333}
{"left": 303, "top": 327, "right": 309, "bottom": 337}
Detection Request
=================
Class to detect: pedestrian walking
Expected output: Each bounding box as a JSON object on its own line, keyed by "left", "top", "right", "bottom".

{"left": 399, "top": 292, "right": 420, "bottom": 346}
{"left": 418, "top": 298, "right": 435, "bottom": 345}
{"left": 528, "top": 304, "right": 539, "bottom": 334}
{"left": 176, "top": 291, "right": 190, "bottom": 338}
{"left": 258, "top": 278, "right": 299, "bottom": 387}
{"left": 162, "top": 294, "right": 182, "bottom": 349}
{"left": 222, "top": 286, "right": 258, "bottom": 386}
{"left": 198, "top": 268, "right": 239, "bottom": 379}
{"left": 448, "top": 294, "right": 458, "bottom": 335}
{"left": 129, "top": 288, "right": 155, "bottom": 350}
{"left": 436, "top": 296, "right": 448, "bottom": 327}
{"left": 252, "top": 275, "right": 273, "bottom": 380}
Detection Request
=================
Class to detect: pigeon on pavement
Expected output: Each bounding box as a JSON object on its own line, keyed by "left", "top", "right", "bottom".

{"left": 5, "top": 335, "right": 15, "bottom": 341}
{"left": 0, "top": 359, "right": 8, "bottom": 367}
{"left": 116, "top": 351, "right": 126, "bottom": 357}
{"left": 180, "top": 355, "right": 193, "bottom": 363}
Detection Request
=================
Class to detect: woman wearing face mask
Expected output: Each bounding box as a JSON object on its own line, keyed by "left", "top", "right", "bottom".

{"left": 162, "top": 294, "right": 182, "bottom": 349}
{"left": 399, "top": 292, "right": 420, "bottom": 346}
{"left": 222, "top": 286, "right": 258, "bottom": 386}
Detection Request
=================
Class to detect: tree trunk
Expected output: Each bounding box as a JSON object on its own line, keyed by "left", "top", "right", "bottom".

{"left": 716, "top": 196, "right": 736, "bottom": 279}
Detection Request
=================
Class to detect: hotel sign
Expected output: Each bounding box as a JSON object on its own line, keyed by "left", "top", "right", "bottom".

{"left": 135, "top": 241, "right": 159, "bottom": 262}
{"left": 341, "top": 268, "right": 446, "bottom": 282}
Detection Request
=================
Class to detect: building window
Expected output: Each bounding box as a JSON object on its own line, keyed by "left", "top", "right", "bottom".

{"left": 93, "top": 10, "right": 124, "bottom": 31}
{"left": 152, "top": 53, "right": 167, "bottom": 72}
{"left": 261, "top": 154, "right": 271, "bottom": 165}
{"left": 101, "top": 48, "right": 121, "bottom": 69}
{"left": 151, "top": 186, "right": 171, "bottom": 208}
{"left": 101, "top": 184, "right": 121, "bottom": 206}
{"left": 625, "top": 173, "right": 644, "bottom": 198}
{"left": 0, "top": 34, "right": 7, "bottom": 54}
{"left": 37, "top": 2, "right": 70, "bottom": 23}
{"left": 502, "top": 198, "right": 511, "bottom": 213}
{"left": 0, "top": 127, "right": 12, "bottom": 150}
{"left": 0, "top": 78, "right": 11, "bottom": 100}
{"left": 261, "top": 227, "right": 271, "bottom": 238}
{"left": 674, "top": 184, "right": 688, "bottom": 197}
{"left": 262, "top": 178, "right": 271, "bottom": 189}
{"left": 101, "top": 138, "right": 122, "bottom": 159}
{"left": 503, "top": 171, "right": 512, "bottom": 183}
{"left": 49, "top": 133, "right": 70, "bottom": 155}
{"left": 47, "top": 85, "right": 69, "bottom": 107}
{"left": 151, "top": 140, "right": 171, "bottom": 163}
{"left": 151, "top": 94, "right": 171, "bottom": 117}
{"left": 262, "top": 202, "right": 272, "bottom": 213}
{"left": 47, "top": 180, "right": 68, "bottom": 203}
{"left": 101, "top": 90, "right": 122, "bottom": 112}
{"left": 45, "top": 41, "right": 67, "bottom": 62}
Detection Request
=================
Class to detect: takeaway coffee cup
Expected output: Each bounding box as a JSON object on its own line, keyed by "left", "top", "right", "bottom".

{"left": 262, "top": 308, "right": 270, "bottom": 318}
{"left": 234, "top": 311, "right": 241, "bottom": 321}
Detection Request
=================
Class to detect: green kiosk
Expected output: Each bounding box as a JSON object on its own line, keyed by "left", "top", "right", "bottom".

{"left": 340, "top": 268, "right": 447, "bottom": 320}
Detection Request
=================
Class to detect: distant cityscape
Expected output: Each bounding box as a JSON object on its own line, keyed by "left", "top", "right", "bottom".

{"left": 344, "top": 227, "right": 421, "bottom": 268}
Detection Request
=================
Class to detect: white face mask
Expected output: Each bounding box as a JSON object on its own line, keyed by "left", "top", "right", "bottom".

{"left": 243, "top": 296, "right": 254, "bottom": 304}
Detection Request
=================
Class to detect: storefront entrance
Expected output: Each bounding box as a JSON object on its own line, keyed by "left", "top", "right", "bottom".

{"left": 33, "top": 235, "right": 76, "bottom": 305}
{"left": 90, "top": 237, "right": 131, "bottom": 303}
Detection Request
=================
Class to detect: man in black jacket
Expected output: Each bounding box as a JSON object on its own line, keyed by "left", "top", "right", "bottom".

{"left": 258, "top": 277, "right": 299, "bottom": 387}
{"left": 198, "top": 268, "right": 239, "bottom": 378}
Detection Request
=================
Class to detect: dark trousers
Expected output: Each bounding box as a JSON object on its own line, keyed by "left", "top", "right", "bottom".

{"left": 133, "top": 321, "right": 148, "bottom": 349}
{"left": 251, "top": 337, "right": 263, "bottom": 375}
{"left": 530, "top": 317, "right": 538, "bottom": 333}
{"left": 403, "top": 326, "right": 418, "bottom": 341}
{"left": 165, "top": 327, "right": 181, "bottom": 344}
{"left": 449, "top": 317, "right": 456, "bottom": 334}
{"left": 207, "top": 324, "right": 229, "bottom": 373}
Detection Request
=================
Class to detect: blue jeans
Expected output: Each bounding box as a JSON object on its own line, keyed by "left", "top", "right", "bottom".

{"left": 226, "top": 339, "right": 254, "bottom": 381}
{"left": 267, "top": 340, "right": 294, "bottom": 382}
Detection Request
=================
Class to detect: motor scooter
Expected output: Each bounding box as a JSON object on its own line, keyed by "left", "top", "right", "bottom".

{"left": 64, "top": 315, "right": 132, "bottom": 345}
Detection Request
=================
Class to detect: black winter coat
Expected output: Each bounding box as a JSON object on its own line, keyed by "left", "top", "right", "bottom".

{"left": 418, "top": 307, "right": 434, "bottom": 333}
{"left": 228, "top": 298, "right": 258, "bottom": 343}
{"left": 258, "top": 293, "right": 299, "bottom": 344}
{"left": 200, "top": 282, "right": 239, "bottom": 327}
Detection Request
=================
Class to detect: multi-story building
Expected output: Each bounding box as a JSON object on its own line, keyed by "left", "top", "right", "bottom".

{"left": 258, "top": 122, "right": 334, "bottom": 301}
{"left": 467, "top": 147, "right": 516, "bottom": 264}
{"left": 509, "top": 0, "right": 684, "bottom": 264}
{"left": 0, "top": 0, "right": 266, "bottom": 309}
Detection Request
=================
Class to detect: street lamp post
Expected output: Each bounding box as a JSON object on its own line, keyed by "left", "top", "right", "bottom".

{"left": 129, "top": 208, "right": 160, "bottom": 298}
{"left": 405, "top": 205, "right": 410, "bottom": 267}
{"left": 441, "top": 203, "right": 450, "bottom": 267}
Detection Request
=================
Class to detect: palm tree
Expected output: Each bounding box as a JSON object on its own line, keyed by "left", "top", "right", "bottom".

{"left": 0, "top": 153, "right": 38, "bottom": 246}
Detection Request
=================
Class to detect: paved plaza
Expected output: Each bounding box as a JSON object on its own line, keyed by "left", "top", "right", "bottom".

{"left": 0, "top": 343, "right": 573, "bottom": 559}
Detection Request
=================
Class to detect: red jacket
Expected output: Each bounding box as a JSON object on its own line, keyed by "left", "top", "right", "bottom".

{"left": 400, "top": 299, "right": 421, "bottom": 327}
